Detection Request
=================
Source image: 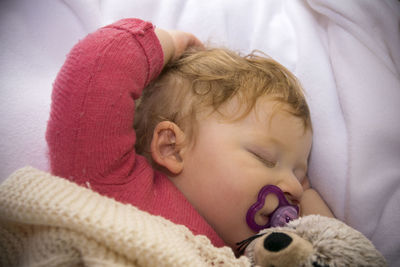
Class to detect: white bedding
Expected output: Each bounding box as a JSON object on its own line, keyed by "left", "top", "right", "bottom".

{"left": 1, "top": 0, "right": 399, "bottom": 265}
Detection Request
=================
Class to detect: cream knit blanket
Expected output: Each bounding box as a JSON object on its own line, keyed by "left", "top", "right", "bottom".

{"left": 0, "top": 167, "right": 250, "bottom": 266}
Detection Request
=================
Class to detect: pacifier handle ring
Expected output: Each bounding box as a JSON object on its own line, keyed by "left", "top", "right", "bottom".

{"left": 246, "top": 185, "right": 298, "bottom": 232}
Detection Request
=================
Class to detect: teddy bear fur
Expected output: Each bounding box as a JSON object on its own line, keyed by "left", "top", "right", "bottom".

{"left": 244, "top": 215, "right": 386, "bottom": 267}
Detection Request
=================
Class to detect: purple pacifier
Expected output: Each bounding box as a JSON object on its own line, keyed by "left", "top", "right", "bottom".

{"left": 246, "top": 185, "right": 299, "bottom": 232}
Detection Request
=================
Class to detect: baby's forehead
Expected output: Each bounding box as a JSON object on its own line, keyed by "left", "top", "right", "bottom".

{"left": 205, "top": 95, "right": 306, "bottom": 127}
{"left": 208, "top": 96, "right": 311, "bottom": 138}
{"left": 230, "top": 96, "right": 305, "bottom": 123}
{"left": 255, "top": 97, "right": 312, "bottom": 132}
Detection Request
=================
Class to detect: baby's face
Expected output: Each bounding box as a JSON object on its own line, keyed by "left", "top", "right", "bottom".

{"left": 172, "top": 97, "right": 312, "bottom": 252}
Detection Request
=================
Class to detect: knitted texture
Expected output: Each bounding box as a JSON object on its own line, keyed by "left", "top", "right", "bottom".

{"left": 0, "top": 167, "right": 251, "bottom": 266}
{"left": 45, "top": 18, "right": 224, "bottom": 247}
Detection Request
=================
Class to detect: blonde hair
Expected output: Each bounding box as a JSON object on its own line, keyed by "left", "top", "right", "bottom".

{"left": 134, "top": 48, "right": 311, "bottom": 163}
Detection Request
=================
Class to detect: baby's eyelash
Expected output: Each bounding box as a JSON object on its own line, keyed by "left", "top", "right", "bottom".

{"left": 253, "top": 152, "right": 276, "bottom": 168}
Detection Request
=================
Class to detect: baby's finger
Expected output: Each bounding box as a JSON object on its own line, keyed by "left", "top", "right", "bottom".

{"left": 168, "top": 31, "right": 203, "bottom": 59}
{"left": 187, "top": 33, "right": 204, "bottom": 49}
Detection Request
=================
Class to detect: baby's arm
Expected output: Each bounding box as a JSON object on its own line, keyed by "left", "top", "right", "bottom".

{"left": 47, "top": 18, "right": 202, "bottom": 188}
{"left": 300, "top": 178, "right": 334, "bottom": 218}
{"left": 46, "top": 19, "right": 164, "bottom": 185}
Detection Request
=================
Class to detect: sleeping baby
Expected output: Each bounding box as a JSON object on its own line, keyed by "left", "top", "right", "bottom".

{"left": 46, "top": 18, "right": 333, "bottom": 254}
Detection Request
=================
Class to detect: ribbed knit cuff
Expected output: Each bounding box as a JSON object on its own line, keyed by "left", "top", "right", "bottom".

{"left": 106, "top": 18, "right": 164, "bottom": 86}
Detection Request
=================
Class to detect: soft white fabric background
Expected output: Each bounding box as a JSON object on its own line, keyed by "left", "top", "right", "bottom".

{"left": 1, "top": 0, "right": 399, "bottom": 265}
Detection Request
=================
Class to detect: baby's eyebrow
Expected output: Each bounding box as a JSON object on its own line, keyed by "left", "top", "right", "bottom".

{"left": 267, "top": 137, "right": 289, "bottom": 151}
{"left": 250, "top": 134, "right": 281, "bottom": 148}
{"left": 268, "top": 137, "right": 283, "bottom": 146}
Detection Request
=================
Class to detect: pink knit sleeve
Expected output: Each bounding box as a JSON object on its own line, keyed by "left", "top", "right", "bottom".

{"left": 46, "top": 19, "right": 164, "bottom": 186}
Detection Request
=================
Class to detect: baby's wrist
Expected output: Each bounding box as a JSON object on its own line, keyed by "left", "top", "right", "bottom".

{"left": 300, "top": 188, "right": 334, "bottom": 218}
{"left": 154, "top": 28, "right": 175, "bottom": 67}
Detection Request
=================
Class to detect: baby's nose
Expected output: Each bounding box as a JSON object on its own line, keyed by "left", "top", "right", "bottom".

{"left": 278, "top": 180, "right": 303, "bottom": 203}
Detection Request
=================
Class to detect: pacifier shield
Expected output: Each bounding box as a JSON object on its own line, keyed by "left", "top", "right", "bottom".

{"left": 246, "top": 185, "right": 299, "bottom": 232}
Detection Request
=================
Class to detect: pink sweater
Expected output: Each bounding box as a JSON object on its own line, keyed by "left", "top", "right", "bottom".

{"left": 46, "top": 18, "right": 224, "bottom": 247}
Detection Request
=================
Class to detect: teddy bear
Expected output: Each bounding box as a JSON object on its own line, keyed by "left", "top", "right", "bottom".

{"left": 238, "top": 215, "right": 386, "bottom": 267}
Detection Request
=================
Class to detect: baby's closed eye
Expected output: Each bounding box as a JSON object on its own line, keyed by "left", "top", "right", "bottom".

{"left": 249, "top": 150, "right": 276, "bottom": 168}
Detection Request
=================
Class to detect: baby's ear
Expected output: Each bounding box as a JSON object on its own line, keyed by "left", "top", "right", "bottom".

{"left": 150, "top": 121, "right": 185, "bottom": 175}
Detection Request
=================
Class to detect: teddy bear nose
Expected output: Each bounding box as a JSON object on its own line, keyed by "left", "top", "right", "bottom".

{"left": 263, "top": 232, "right": 293, "bottom": 252}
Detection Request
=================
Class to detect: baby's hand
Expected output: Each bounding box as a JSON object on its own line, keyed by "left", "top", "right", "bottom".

{"left": 155, "top": 28, "right": 203, "bottom": 67}
{"left": 300, "top": 177, "right": 334, "bottom": 218}
{"left": 168, "top": 30, "right": 204, "bottom": 60}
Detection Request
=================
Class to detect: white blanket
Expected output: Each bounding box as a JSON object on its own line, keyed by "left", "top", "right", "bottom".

{"left": 1, "top": 0, "right": 399, "bottom": 265}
